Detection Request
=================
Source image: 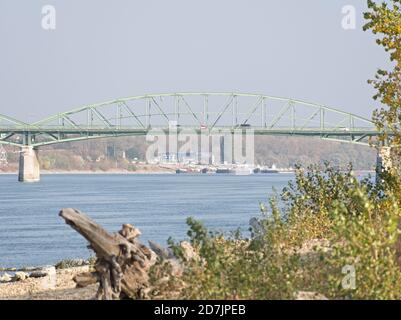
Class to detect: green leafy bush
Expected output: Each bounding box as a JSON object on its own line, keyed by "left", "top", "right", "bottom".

{"left": 152, "top": 164, "right": 401, "bottom": 300}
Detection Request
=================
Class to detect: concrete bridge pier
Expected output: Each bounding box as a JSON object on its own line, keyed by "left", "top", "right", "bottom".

{"left": 18, "top": 146, "right": 40, "bottom": 182}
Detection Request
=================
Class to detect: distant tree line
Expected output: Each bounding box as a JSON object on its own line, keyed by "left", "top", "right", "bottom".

{"left": 1, "top": 135, "right": 376, "bottom": 171}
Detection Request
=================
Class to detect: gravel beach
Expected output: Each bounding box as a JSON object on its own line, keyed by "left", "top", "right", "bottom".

{"left": 0, "top": 266, "right": 98, "bottom": 300}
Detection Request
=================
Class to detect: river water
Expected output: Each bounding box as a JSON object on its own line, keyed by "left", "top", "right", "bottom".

{"left": 0, "top": 173, "right": 292, "bottom": 268}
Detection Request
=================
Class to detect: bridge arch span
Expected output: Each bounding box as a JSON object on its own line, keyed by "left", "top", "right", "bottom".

{"left": 21, "top": 92, "right": 377, "bottom": 147}
{"left": 0, "top": 92, "right": 385, "bottom": 182}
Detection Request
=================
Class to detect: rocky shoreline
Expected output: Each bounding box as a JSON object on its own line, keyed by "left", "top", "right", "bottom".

{"left": 0, "top": 259, "right": 99, "bottom": 300}
{"left": 0, "top": 265, "right": 97, "bottom": 300}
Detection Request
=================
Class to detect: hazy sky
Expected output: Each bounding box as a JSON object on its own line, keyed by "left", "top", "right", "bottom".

{"left": 0, "top": 0, "right": 390, "bottom": 122}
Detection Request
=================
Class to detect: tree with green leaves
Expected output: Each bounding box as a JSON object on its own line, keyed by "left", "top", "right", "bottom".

{"left": 364, "top": 0, "right": 401, "bottom": 149}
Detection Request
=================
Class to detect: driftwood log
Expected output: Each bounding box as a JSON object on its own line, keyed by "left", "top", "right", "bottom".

{"left": 59, "top": 208, "right": 186, "bottom": 300}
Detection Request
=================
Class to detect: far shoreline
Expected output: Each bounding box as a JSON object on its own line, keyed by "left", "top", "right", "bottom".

{"left": 0, "top": 170, "right": 376, "bottom": 175}
{"left": 0, "top": 170, "right": 176, "bottom": 175}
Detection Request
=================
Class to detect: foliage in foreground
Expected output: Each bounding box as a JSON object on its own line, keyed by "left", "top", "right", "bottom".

{"left": 150, "top": 165, "right": 401, "bottom": 300}
{"left": 364, "top": 0, "right": 401, "bottom": 147}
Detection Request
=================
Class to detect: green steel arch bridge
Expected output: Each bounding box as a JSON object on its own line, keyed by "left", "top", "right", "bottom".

{"left": 0, "top": 92, "right": 385, "bottom": 182}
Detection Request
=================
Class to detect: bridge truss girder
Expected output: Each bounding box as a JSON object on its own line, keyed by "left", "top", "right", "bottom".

{"left": 0, "top": 93, "right": 380, "bottom": 147}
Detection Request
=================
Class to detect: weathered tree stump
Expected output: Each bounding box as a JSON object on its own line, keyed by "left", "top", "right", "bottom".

{"left": 59, "top": 208, "right": 196, "bottom": 300}
{"left": 59, "top": 208, "right": 159, "bottom": 300}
